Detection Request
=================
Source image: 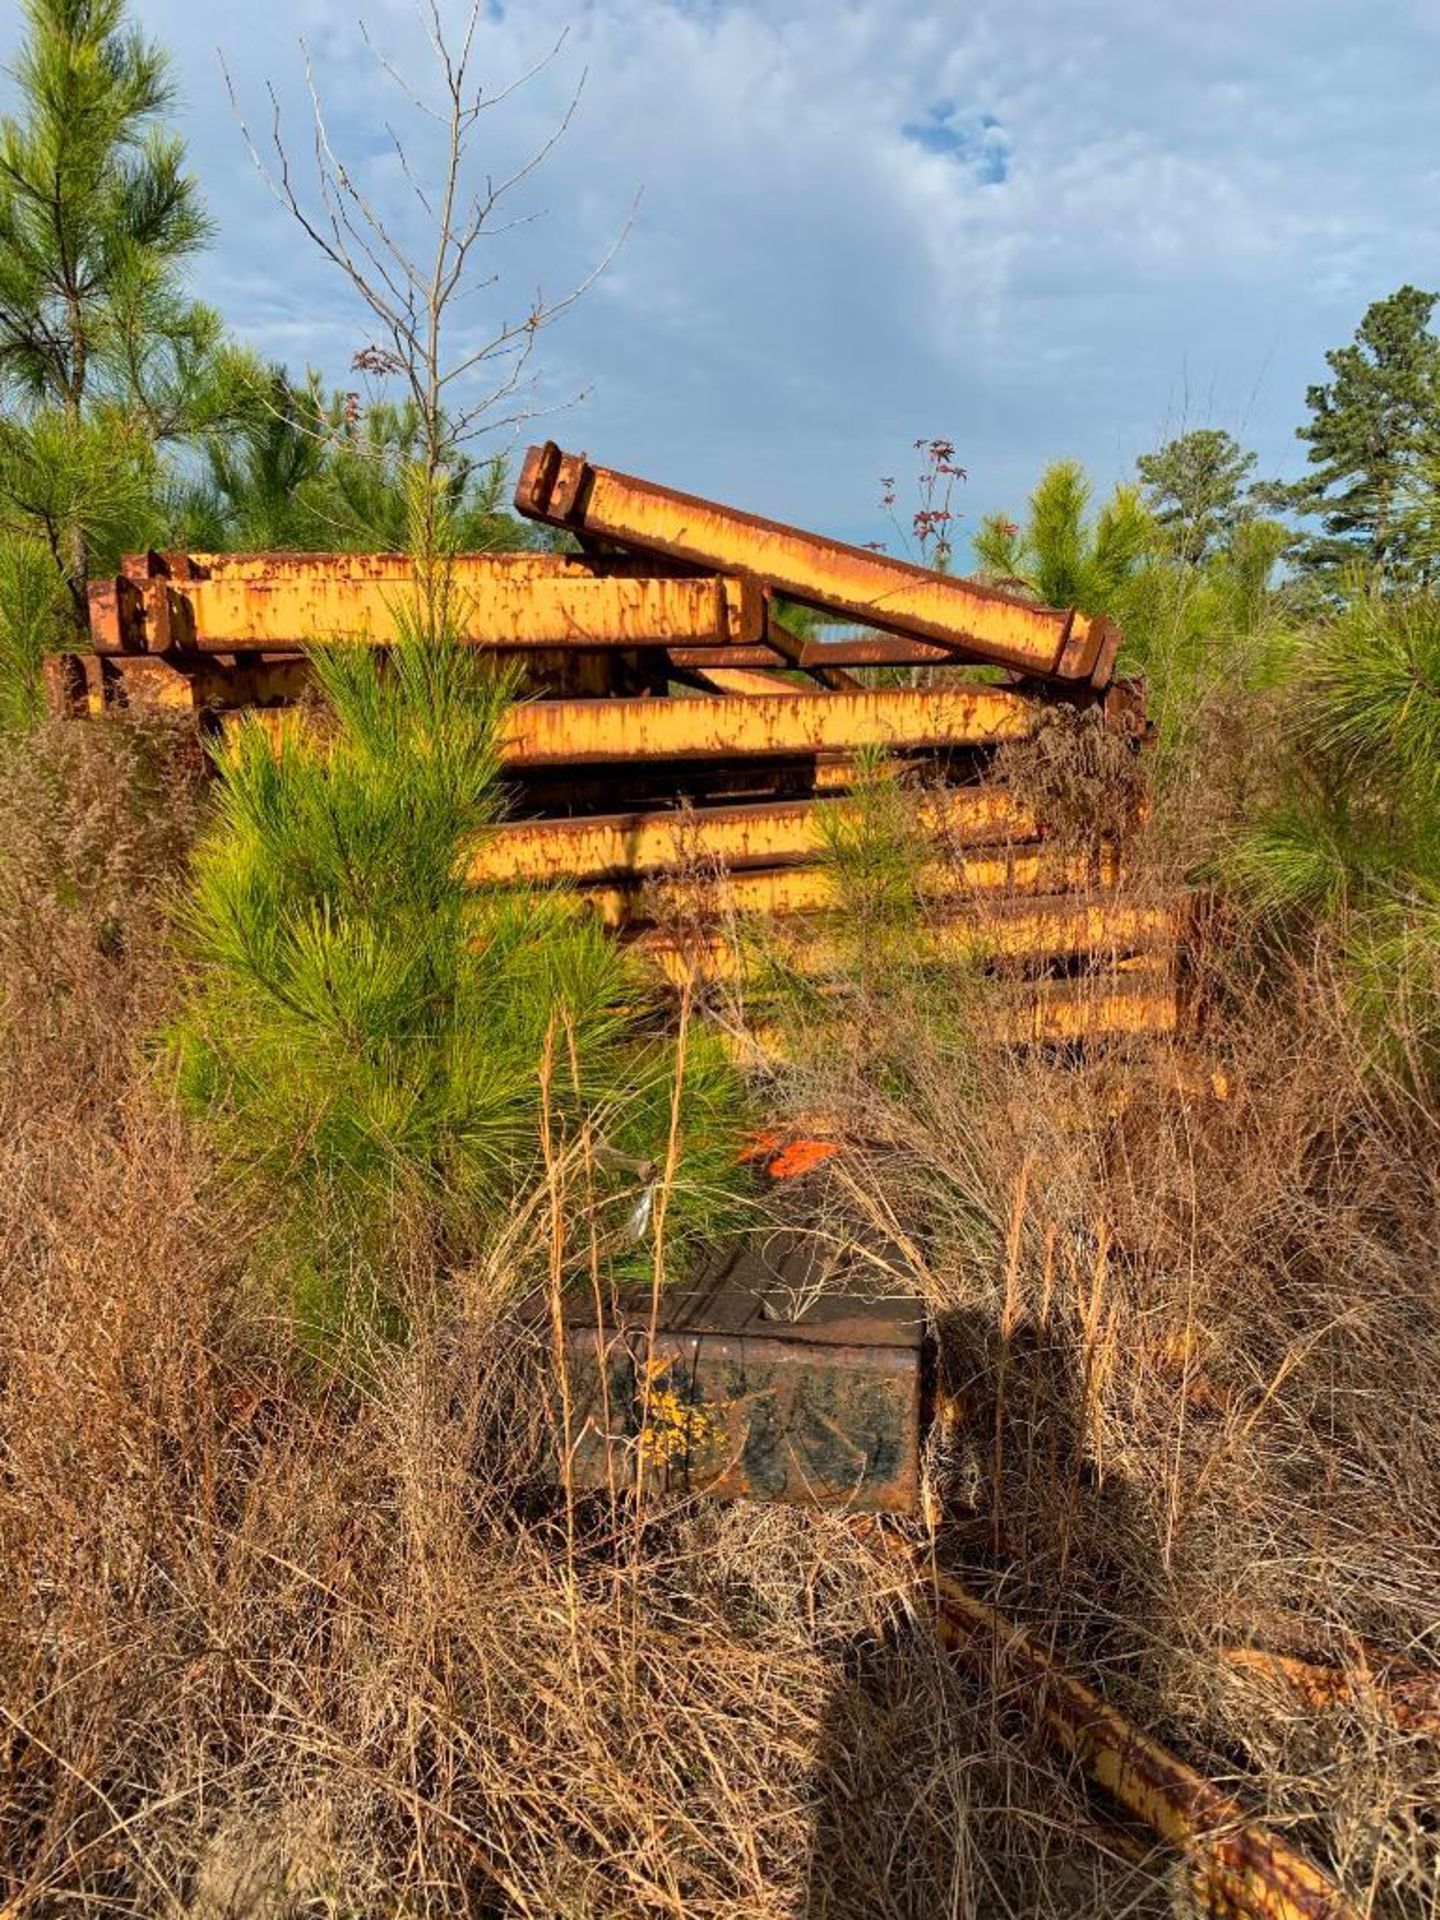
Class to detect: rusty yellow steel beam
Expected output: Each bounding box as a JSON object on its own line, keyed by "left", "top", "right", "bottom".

{"left": 216, "top": 707, "right": 970, "bottom": 796}
{"left": 79, "top": 651, "right": 312, "bottom": 713}
{"left": 499, "top": 685, "right": 1043, "bottom": 768}
{"left": 667, "top": 645, "right": 788, "bottom": 669}
{"left": 988, "top": 977, "right": 1178, "bottom": 1043}
{"left": 470, "top": 789, "right": 1037, "bottom": 885}
{"left": 635, "top": 897, "right": 1177, "bottom": 988}
{"left": 1222, "top": 1647, "right": 1440, "bottom": 1737}
{"left": 723, "top": 979, "right": 1180, "bottom": 1062}
{"left": 667, "top": 640, "right": 858, "bottom": 691}
{"left": 686, "top": 665, "right": 805, "bottom": 697}
{"left": 89, "top": 549, "right": 764, "bottom": 655}
{"left": 875, "top": 1536, "right": 1358, "bottom": 1920}
{"left": 798, "top": 632, "right": 957, "bottom": 669}
{"left": 763, "top": 616, "right": 862, "bottom": 690}
{"left": 577, "top": 847, "right": 1121, "bottom": 929}
{"left": 515, "top": 443, "right": 1119, "bottom": 686}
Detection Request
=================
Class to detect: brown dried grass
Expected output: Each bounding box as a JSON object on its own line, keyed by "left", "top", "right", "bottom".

{"left": 4, "top": 712, "right": 1436, "bottom": 1916}
{"left": 753, "top": 737, "right": 1440, "bottom": 1917}
{"left": 0, "top": 718, "right": 1176, "bottom": 1919}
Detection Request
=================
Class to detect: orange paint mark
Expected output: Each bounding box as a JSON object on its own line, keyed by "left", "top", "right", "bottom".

{"left": 738, "top": 1129, "right": 843, "bottom": 1178}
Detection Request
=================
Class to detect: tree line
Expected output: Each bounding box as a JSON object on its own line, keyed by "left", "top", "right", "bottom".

{"left": 0, "top": 0, "right": 541, "bottom": 726}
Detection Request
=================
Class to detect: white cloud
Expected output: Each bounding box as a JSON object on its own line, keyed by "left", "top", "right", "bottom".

{"left": 8, "top": 0, "right": 1440, "bottom": 544}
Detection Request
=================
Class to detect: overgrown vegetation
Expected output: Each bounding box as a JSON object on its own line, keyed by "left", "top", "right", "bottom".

{"left": 1221, "top": 590, "right": 1440, "bottom": 1073}
{"left": 170, "top": 596, "right": 747, "bottom": 1340}
{"left": 3, "top": 0, "right": 1440, "bottom": 1913}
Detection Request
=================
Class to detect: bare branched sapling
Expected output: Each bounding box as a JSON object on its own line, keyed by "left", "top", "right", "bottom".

{"left": 226, "top": 1, "right": 627, "bottom": 561}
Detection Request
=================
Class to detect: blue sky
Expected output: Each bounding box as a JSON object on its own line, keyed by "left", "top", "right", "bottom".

{"left": 13, "top": 0, "right": 1440, "bottom": 551}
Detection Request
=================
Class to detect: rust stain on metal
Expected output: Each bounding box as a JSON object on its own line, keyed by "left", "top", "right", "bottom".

{"left": 515, "top": 444, "right": 1116, "bottom": 685}
{"left": 83, "top": 652, "right": 313, "bottom": 712}
{"left": 72, "top": 468, "right": 1164, "bottom": 1053}
{"left": 988, "top": 977, "right": 1178, "bottom": 1044}
{"left": 89, "top": 550, "right": 765, "bottom": 654}
{"left": 635, "top": 896, "right": 1177, "bottom": 987}
{"left": 763, "top": 615, "right": 861, "bottom": 689}
{"left": 797, "top": 624, "right": 1128, "bottom": 682}
{"left": 685, "top": 665, "right": 807, "bottom": 697}
{"left": 718, "top": 975, "right": 1177, "bottom": 1062}
{"left": 562, "top": 1264, "right": 926, "bottom": 1512}
{"left": 469, "top": 789, "right": 1036, "bottom": 885}
{"left": 499, "top": 685, "right": 1041, "bottom": 767}
{"left": 667, "top": 645, "right": 788, "bottom": 669}
{"left": 798, "top": 632, "right": 958, "bottom": 669}
{"left": 1054, "top": 611, "right": 1122, "bottom": 684}
{"left": 1222, "top": 1647, "right": 1440, "bottom": 1737}
{"left": 577, "top": 847, "right": 1121, "bottom": 929}
{"left": 864, "top": 1531, "right": 1359, "bottom": 1920}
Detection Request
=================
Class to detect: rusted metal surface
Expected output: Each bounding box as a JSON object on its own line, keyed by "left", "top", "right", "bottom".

{"left": 470, "top": 789, "right": 1037, "bottom": 885}
{"left": 798, "top": 632, "right": 959, "bottom": 669}
{"left": 762, "top": 616, "right": 861, "bottom": 690}
{"left": 561, "top": 1248, "right": 926, "bottom": 1511}
{"left": 221, "top": 713, "right": 924, "bottom": 808}
{"left": 1055, "top": 611, "right": 1125, "bottom": 687}
{"left": 793, "top": 625, "right": 1130, "bottom": 688}
{"left": 667, "top": 645, "right": 787, "bottom": 670}
{"left": 865, "top": 1532, "right": 1359, "bottom": 1920}
{"left": 719, "top": 973, "right": 1178, "bottom": 1062}
{"left": 635, "top": 897, "right": 1178, "bottom": 988}
{"left": 578, "top": 847, "right": 1122, "bottom": 929}
{"left": 515, "top": 444, "right": 1116, "bottom": 687}
{"left": 42, "top": 655, "right": 88, "bottom": 715}
{"left": 499, "top": 685, "right": 1043, "bottom": 768}
{"left": 721, "top": 976, "right": 1179, "bottom": 1053}
{"left": 504, "top": 756, "right": 997, "bottom": 826}
{"left": 990, "top": 979, "right": 1178, "bottom": 1044}
{"left": 1102, "top": 678, "right": 1152, "bottom": 739}
{"left": 69, "top": 485, "right": 1167, "bottom": 1054}
{"left": 90, "top": 549, "right": 765, "bottom": 654}
{"left": 81, "top": 651, "right": 313, "bottom": 713}
{"left": 685, "top": 664, "right": 805, "bottom": 698}
{"left": 1222, "top": 1647, "right": 1440, "bottom": 1737}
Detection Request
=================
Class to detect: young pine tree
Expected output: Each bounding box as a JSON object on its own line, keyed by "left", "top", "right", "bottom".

{"left": 169, "top": 552, "right": 748, "bottom": 1337}
{"left": 1136, "top": 428, "right": 1259, "bottom": 565}
{"left": 1225, "top": 592, "right": 1440, "bottom": 1075}
{"left": 973, "top": 460, "right": 1152, "bottom": 613}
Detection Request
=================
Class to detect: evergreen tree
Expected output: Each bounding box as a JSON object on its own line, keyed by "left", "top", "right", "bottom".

{"left": 0, "top": 0, "right": 219, "bottom": 670}
{"left": 973, "top": 460, "right": 1152, "bottom": 613}
{"left": 1136, "top": 428, "right": 1258, "bottom": 564}
{"left": 188, "top": 365, "right": 332, "bottom": 551}
{"left": 1225, "top": 591, "right": 1440, "bottom": 1075}
{"left": 170, "top": 599, "right": 747, "bottom": 1332}
{"left": 176, "top": 373, "right": 534, "bottom": 557}
{"left": 1285, "top": 285, "right": 1440, "bottom": 589}
{"left": 298, "top": 399, "right": 523, "bottom": 554}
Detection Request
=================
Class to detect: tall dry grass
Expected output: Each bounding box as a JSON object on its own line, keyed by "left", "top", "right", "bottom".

{"left": 0, "top": 719, "right": 1184, "bottom": 1918}
{"left": 745, "top": 723, "right": 1440, "bottom": 1916}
